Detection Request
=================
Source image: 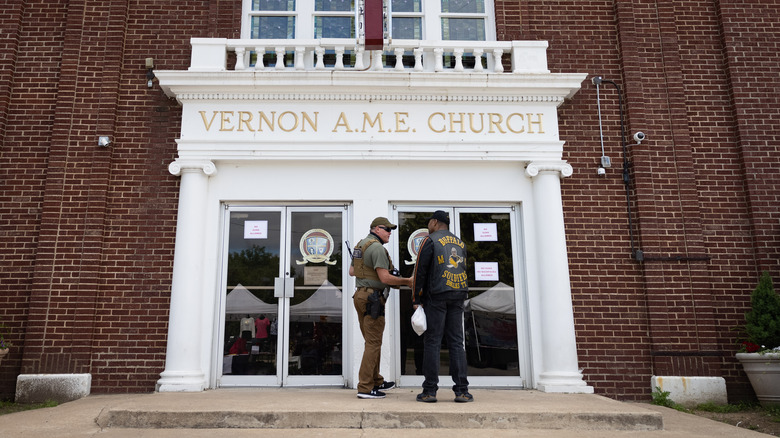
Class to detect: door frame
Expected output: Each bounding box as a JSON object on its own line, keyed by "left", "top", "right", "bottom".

{"left": 214, "top": 203, "right": 351, "bottom": 387}
{"left": 391, "top": 204, "right": 530, "bottom": 389}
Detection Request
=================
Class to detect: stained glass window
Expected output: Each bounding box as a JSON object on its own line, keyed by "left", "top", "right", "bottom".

{"left": 441, "top": 0, "right": 485, "bottom": 14}
{"left": 315, "top": 0, "right": 353, "bottom": 12}
{"left": 392, "top": 0, "right": 422, "bottom": 13}
{"left": 252, "top": 0, "right": 294, "bottom": 12}
{"left": 442, "top": 18, "right": 485, "bottom": 41}
{"left": 315, "top": 16, "right": 355, "bottom": 39}
{"left": 251, "top": 16, "right": 295, "bottom": 39}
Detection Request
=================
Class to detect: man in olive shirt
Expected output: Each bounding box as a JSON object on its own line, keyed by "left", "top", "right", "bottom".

{"left": 350, "top": 217, "right": 412, "bottom": 399}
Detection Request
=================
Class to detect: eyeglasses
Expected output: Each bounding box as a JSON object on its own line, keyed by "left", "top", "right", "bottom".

{"left": 378, "top": 226, "right": 392, "bottom": 232}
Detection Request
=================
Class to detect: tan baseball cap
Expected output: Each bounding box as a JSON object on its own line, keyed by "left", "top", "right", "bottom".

{"left": 370, "top": 217, "right": 397, "bottom": 229}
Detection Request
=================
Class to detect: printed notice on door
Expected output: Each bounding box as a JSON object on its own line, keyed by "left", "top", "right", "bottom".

{"left": 244, "top": 221, "right": 268, "bottom": 239}
{"left": 474, "top": 262, "right": 499, "bottom": 281}
{"left": 474, "top": 223, "right": 498, "bottom": 242}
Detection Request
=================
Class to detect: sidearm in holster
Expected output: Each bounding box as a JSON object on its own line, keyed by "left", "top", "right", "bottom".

{"left": 365, "top": 288, "right": 387, "bottom": 319}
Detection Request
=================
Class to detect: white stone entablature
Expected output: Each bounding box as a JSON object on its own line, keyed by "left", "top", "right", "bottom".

{"left": 156, "top": 69, "right": 586, "bottom": 162}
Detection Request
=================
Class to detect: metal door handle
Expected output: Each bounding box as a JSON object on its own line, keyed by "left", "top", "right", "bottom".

{"left": 274, "top": 277, "right": 294, "bottom": 298}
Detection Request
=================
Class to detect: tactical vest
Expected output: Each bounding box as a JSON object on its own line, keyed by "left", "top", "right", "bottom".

{"left": 425, "top": 229, "right": 468, "bottom": 295}
{"left": 352, "top": 235, "right": 395, "bottom": 285}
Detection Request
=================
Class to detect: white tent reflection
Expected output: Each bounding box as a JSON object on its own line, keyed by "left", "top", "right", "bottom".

{"left": 225, "top": 282, "right": 342, "bottom": 322}
{"left": 464, "top": 281, "right": 518, "bottom": 369}
{"left": 225, "top": 284, "right": 277, "bottom": 320}
{"left": 290, "top": 281, "right": 342, "bottom": 322}
{"left": 465, "top": 281, "right": 515, "bottom": 315}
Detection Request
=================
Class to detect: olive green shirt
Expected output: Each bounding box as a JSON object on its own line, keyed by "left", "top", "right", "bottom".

{"left": 353, "top": 234, "right": 392, "bottom": 290}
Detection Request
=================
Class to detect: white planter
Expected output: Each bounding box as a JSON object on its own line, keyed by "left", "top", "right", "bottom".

{"left": 736, "top": 352, "right": 780, "bottom": 407}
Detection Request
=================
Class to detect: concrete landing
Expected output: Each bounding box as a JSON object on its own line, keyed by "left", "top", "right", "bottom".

{"left": 0, "top": 388, "right": 772, "bottom": 437}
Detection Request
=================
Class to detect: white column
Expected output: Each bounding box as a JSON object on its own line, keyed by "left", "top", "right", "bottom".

{"left": 525, "top": 161, "right": 593, "bottom": 394}
{"left": 156, "top": 159, "right": 217, "bottom": 392}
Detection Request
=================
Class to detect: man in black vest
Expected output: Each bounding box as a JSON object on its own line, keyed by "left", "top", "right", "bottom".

{"left": 350, "top": 217, "right": 413, "bottom": 399}
{"left": 412, "top": 210, "right": 472, "bottom": 403}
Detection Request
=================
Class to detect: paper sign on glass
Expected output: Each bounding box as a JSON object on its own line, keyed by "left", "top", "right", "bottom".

{"left": 474, "top": 262, "right": 499, "bottom": 281}
{"left": 474, "top": 223, "right": 498, "bottom": 242}
{"left": 244, "top": 220, "right": 268, "bottom": 239}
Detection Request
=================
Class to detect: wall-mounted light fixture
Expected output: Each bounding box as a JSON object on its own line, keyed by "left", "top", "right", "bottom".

{"left": 145, "top": 57, "right": 155, "bottom": 88}
{"left": 98, "top": 136, "right": 111, "bottom": 147}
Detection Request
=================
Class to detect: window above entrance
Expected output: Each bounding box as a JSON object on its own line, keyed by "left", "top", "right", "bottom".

{"left": 246, "top": 1, "right": 357, "bottom": 40}
{"left": 236, "top": 0, "right": 499, "bottom": 72}
{"left": 243, "top": 0, "right": 495, "bottom": 41}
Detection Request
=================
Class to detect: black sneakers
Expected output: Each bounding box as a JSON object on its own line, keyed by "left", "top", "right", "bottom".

{"left": 416, "top": 392, "right": 437, "bottom": 403}
{"left": 357, "top": 388, "right": 386, "bottom": 399}
{"left": 358, "top": 381, "right": 395, "bottom": 399}
{"left": 374, "top": 381, "right": 395, "bottom": 391}
{"left": 454, "top": 392, "right": 474, "bottom": 403}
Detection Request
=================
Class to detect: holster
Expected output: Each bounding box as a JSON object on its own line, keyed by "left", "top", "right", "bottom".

{"left": 365, "top": 289, "right": 387, "bottom": 319}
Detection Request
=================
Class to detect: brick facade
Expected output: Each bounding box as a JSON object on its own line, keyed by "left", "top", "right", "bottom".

{"left": 1, "top": 0, "right": 778, "bottom": 401}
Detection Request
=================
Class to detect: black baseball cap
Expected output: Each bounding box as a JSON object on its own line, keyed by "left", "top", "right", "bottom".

{"left": 426, "top": 210, "right": 450, "bottom": 225}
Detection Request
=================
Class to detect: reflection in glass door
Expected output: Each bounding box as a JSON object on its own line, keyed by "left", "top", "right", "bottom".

{"left": 458, "top": 210, "right": 521, "bottom": 378}
{"left": 219, "top": 206, "right": 346, "bottom": 387}
{"left": 396, "top": 207, "right": 524, "bottom": 386}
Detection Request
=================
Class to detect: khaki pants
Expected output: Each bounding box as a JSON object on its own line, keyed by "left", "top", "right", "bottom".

{"left": 353, "top": 287, "right": 386, "bottom": 393}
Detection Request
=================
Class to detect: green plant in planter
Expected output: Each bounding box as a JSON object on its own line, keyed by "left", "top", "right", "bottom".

{"left": 742, "top": 272, "right": 780, "bottom": 353}
{"left": 0, "top": 322, "right": 12, "bottom": 350}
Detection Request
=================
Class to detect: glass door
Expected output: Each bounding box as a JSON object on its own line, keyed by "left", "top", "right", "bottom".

{"left": 395, "top": 207, "right": 525, "bottom": 388}
{"left": 219, "top": 206, "right": 346, "bottom": 387}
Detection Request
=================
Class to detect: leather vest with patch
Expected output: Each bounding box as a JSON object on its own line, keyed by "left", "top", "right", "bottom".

{"left": 426, "top": 229, "right": 468, "bottom": 295}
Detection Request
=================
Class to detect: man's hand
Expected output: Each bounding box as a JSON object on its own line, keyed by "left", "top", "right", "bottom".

{"left": 376, "top": 268, "right": 412, "bottom": 287}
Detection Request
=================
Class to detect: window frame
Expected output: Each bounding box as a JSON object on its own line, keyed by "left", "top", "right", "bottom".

{"left": 414, "top": 0, "right": 495, "bottom": 41}
{"left": 241, "top": 0, "right": 496, "bottom": 42}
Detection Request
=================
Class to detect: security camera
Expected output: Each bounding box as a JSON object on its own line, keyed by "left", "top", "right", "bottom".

{"left": 633, "top": 132, "right": 646, "bottom": 143}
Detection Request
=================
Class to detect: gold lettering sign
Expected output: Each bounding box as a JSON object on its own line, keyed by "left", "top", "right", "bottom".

{"left": 395, "top": 112, "right": 410, "bottom": 133}
{"left": 199, "top": 110, "right": 319, "bottom": 133}
{"left": 198, "top": 110, "right": 545, "bottom": 135}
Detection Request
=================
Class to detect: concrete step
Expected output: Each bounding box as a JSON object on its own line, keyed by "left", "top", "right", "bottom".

{"left": 97, "top": 388, "right": 663, "bottom": 431}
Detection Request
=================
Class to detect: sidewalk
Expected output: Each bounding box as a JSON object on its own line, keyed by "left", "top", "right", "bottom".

{"left": 0, "top": 388, "right": 771, "bottom": 437}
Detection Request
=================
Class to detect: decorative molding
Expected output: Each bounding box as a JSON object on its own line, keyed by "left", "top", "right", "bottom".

{"left": 168, "top": 160, "right": 218, "bottom": 177}
{"left": 525, "top": 161, "right": 573, "bottom": 178}
{"left": 175, "top": 93, "right": 565, "bottom": 103}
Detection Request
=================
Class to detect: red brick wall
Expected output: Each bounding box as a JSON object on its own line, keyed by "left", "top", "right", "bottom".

{"left": 0, "top": 0, "right": 239, "bottom": 397}
{"left": 519, "top": 0, "right": 780, "bottom": 400}
{"left": 715, "top": 0, "right": 780, "bottom": 399}
{"left": 0, "top": 0, "right": 69, "bottom": 398}
{"left": 1, "top": 0, "right": 778, "bottom": 402}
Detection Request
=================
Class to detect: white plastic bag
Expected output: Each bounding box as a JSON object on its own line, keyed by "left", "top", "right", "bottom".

{"left": 411, "top": 306, "right": 427, "bottom": 336}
